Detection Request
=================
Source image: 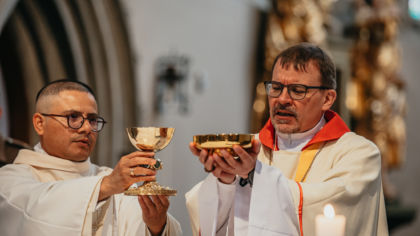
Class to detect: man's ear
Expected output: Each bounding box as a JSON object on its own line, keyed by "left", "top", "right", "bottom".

{"left": 33, "top": 113, "right": 45, "bottom": 135}
{"left": 321, "top": 89, "right": 337, "bottom": 111}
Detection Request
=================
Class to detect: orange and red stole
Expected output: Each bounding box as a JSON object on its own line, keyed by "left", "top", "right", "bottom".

{"left": 258, "top": 110, "right": 350, "bottom": 236}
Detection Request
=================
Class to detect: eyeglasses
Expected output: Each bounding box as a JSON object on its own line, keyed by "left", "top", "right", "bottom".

{"left": 264, "top": 81, "right": 331, "bottom": 100}
{"left": 41, "top": 112, "right": 106, "bottom": 132}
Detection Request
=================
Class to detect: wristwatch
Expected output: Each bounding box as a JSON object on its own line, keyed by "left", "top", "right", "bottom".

{"left": 239, "top": 168, "right": 255, "bottom": 187}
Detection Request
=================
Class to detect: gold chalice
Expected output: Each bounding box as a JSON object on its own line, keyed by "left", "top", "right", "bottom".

{"left": 125, "top": 127, "right": 177, "bottom": 196}
{"left": 193, "top": 133, "right": 255, "bottom": 157}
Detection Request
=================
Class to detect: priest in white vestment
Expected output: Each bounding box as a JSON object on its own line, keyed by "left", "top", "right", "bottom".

{"left": 185, "top": 43, "right": 388, "bottom": 236}
{"left": 0, "top": 80, "right": 182, "bottom": 236}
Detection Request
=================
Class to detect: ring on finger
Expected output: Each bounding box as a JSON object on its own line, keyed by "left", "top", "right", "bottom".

{"left": 129, "top": 167, "right": 135, "bottom": 177}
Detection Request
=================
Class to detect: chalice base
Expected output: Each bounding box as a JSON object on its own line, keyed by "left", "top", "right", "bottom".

{"left": 124, "top": 181, "right": 177, "bottom": 196}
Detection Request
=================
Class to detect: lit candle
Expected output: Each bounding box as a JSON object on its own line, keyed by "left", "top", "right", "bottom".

{"left": 315, "top": 204, "right": 346, "bottom": 236}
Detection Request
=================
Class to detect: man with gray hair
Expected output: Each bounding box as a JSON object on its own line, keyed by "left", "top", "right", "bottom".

{"left": 0, "top": 79, "right": 181, "bottom": 236}
{"left": 186, "top": 43, "right": 388, "bottom": 236}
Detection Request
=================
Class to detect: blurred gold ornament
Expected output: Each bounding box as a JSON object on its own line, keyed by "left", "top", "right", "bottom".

{"left": 251, "top": 0, "right": 334, "bottom": 132}
{"left": 372, "top": 73, "right": 387, "bottom": 95}
{"left": 253, "top": 100, "right": 266, "bottom": 113}
{"left": 349, "top": 0, "right": 406, "bottom": 201}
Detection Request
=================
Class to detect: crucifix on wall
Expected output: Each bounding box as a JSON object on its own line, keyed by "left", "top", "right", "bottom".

{"left": 154, "top": 53, "right": 190, "bottom": 115}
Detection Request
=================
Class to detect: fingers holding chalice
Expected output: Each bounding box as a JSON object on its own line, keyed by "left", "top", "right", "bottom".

{"left": 127, "top": 164, "right": 155, "bottom": 178}
{"left": 123, "top": 151, "right": 157, "bottom": 181}
{"left": 138, "top": 159, "right": 163, "bottom": 171}
{"left": 98, "top": 151, "right": 157, "bottom": 201}
{"left": 127, "top": 157, "right": 162, "bottom": 178}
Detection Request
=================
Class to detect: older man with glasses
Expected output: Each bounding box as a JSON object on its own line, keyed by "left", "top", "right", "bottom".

{"left": 0, "top": 79, "right": 181, "bottom": 236}
{"left": 186, "top": 43, "right": 388, "bottom": 236}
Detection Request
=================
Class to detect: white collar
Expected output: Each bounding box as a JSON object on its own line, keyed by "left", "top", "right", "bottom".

{"left": 28, "top": 142, "right": 92, "bottom": 174}
{"left": 34, "top": 142, "right": 48, "bottom": 154}
{"left": 276, "top": 115, "right": 326, "bottom": 152}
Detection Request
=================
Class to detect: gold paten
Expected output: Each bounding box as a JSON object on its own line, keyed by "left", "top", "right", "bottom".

{"left": 193, "top": 134, "right": 254, "bottom": 156}
{"left": 125, "top": 127, "right": 177, "bottom": 196}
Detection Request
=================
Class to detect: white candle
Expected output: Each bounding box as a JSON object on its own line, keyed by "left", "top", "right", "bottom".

{"left": 315, "top": 204, "right": 346, "bottom": 236}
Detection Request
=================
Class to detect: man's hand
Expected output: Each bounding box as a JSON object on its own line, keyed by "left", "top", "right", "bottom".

{"left": 99, "top": 151, "right": 157, "bottom": 201}
{"left": 138, "top": 195, "right": 169, "bottom": 236}
{"left": 213, "top": 139, "right": 261, "bottom": 178}
{"left": 189, "top": 143, "right": 237, "bottom": 184}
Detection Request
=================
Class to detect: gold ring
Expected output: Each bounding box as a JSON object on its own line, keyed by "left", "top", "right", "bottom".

{"left": 130, "top": 168, "right": 135, "bottom": 177}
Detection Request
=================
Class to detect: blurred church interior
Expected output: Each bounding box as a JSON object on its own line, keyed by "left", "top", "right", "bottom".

{"left": 0, "top": 0, "right": 419, "bottom": 235}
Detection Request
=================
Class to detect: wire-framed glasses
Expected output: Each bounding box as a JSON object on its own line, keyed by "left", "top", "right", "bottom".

{"left": 41, "top": 112, "right": 106, "bottom": 132}
{"left": 264, "top": 81, "right": 331, "bottom": 100}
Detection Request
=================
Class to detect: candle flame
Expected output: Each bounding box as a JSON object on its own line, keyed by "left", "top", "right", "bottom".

{"left": 323, "top": 204, "right": 335, "bottom": 219}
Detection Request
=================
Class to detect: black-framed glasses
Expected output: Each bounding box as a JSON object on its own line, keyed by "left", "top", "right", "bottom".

{"left": 41, "top": 112, "right": 106, "bottom": 132}
{"left": 264, "top": 81, "right": 331, "bottom": 100}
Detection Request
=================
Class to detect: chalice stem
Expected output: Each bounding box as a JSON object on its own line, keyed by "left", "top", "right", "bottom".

{"left": 125, "top": 127, "right": 176, "bottom": 196}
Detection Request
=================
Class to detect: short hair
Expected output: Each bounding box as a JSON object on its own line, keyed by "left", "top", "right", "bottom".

{"left": 35, "top": 79, "right": 96, "bottom": 102}
{"left": 271, "top": 43, "right": 336, "bottom": 90}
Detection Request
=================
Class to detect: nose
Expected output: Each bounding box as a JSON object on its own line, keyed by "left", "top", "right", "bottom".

{"left": 276, "top": 87, "right": 293, "bottom": 105}
{"left": 78, "top": 118, "right": 93, "bottom": 133}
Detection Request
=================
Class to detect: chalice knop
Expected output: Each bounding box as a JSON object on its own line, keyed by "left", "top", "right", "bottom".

{"left": 125, "top": 127, "right": 177, "bottom": 196}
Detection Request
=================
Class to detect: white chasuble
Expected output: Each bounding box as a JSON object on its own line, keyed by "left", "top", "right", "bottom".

{"left": 0, "top": 149, "right": 181, "bottom": 236}
{"left": 185, "top": 111, "right": 388, "bottom": 236}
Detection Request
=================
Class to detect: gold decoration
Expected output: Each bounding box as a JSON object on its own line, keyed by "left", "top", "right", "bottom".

{"left": 251, "top": 0, "right": 334, "bottom": 132}
{"left": 124, "top": 182, "right": 177, "bottom": 196}
{"left": 193, "top": 134, "right": 254, "bottom": 156}
{"left": 125, "top": 127, "right": 177, "bottom": 196}
{"left": 349, "top": 0, "right": 406, "bottom": 199}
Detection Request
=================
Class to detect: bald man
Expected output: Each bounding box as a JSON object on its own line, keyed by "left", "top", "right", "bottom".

{"left": 0, "top": 80, "right": 181, "bottom": 236}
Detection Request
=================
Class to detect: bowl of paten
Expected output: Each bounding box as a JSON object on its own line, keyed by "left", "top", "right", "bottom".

{"left": 193, "top": 133, "right": 254, "bottom": 156}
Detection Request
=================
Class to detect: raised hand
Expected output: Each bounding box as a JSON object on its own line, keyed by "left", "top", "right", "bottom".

{"left": 189, "top": 142, "right": 236, "bottom": 184}
{"left": 99, "top": 151, "right": 157, "bottom": 201}
{"left": 138, "top": 195, "right": 169, "bottom": 236}
{"left": 213, "top": 139, "right": 261, "bottom": 178}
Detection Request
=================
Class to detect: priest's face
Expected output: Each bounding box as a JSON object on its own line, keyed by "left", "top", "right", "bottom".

{"left": 34, "top": 90, "right": 99, "bottom": 161}
{"left": 268, "top": 60, "right": 336, "bottom": 134}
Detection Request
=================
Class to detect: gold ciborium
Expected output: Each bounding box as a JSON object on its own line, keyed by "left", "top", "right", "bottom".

{"left": 193, "top": 133, "right": 254, "bottom": 157}
{"left": 125, "top": 127, "right": 177, "bottom": 196}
